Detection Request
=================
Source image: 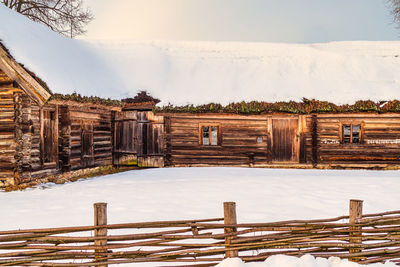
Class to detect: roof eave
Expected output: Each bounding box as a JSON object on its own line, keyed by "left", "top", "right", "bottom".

{"left": 0, "top": 44, "right": 51, "bottom": 106}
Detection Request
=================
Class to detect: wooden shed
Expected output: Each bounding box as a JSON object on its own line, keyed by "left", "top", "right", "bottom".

{"left": 160, "top": 113, "right": 308, "bottom": 167}
{"left": 48, "top": 100, "right": 120, "bottom": 172}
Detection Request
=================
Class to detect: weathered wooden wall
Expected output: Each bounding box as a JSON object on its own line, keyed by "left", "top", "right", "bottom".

{"left": 58, "top": 105, "right": 71, "bottom": 172}
{"left": 302, "top": 115, "right": 314, "bottom": 164}
{"left": 114, "top": 110, "right": 164, "bottom": 167}
{"left": 0, "top": 70, "right": 17, "bottom": 186}
{"left": 19, "top": 93, "right": 38, "bottom": 181}
{"left": 315, "top": 114, "right": 400, "bottom": 166}
{"left": 114, "top": 110, "right": 137, "bottom": 164}
{"left": 163, "top": 112, "right": 400, "bottom": 168}
{"left": 0, "top": 69, "right": 57, "bottom": 186}
{"left": 163, "top": 114, "right": 272, "bottom": 166}
{"left": 36, "top": 104, "right": 59, "bottom": 178}
{"left": 64, "top": 104, "right": 114, "bottom": 170}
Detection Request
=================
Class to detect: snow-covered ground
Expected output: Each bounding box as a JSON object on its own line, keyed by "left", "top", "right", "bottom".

{"left": 1, "top": 5, "right": 400, "bottom": 105}
{"left": 1, "top": 168, "right": 399, "bottom": 230}
{"left": 1, "top": 168, "right": 399, "bottom": 266}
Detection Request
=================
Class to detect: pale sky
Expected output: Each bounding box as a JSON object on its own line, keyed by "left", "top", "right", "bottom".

{"left": 82, "top": 0, "right": 399, "bottom": 43}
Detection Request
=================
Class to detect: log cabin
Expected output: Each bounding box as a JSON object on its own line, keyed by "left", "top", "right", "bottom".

{"left": 0, "top": 43, "right": 121, "bottom": 187}
{"left": 156, "top": 111, "right": 400, "bottom": 169}
{"left": 112, "top": 99, "right": 400, "bottom": 170}
{"left": 0, "top": 42, "right": 51, "bottom": 187}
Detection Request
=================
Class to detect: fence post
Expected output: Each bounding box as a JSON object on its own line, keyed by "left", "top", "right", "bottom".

{"left": 224, "top": 202, "right": 238, "bottom": 258}
{"left": 349, "top": 199, "right": 363, "bottom": 262}
{"left": 94, "top": 202, "right": 108, "bottom": 267}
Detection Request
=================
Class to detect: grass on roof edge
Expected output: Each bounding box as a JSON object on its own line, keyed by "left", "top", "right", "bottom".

{"left": 49, "top": 94, "right": 400, "bottom": 114}
{"left": 154, "top": 99, "right": 400, "bottom": 115}
{"left": 50, "top": 93, "right": 123, "bottom": 107}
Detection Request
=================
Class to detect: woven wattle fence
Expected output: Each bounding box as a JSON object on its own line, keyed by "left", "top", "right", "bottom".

{"left": 0, "top": 200, "right": 399, "bottom": 266}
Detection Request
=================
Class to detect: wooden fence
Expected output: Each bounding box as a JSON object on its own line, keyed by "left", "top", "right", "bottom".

{"left": 0, "top": 200, "right": 400, "bottom": 266}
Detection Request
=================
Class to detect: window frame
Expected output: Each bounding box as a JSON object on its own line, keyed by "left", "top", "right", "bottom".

{"left": 199, "top": 123, "right": 222, "bottom": 146}
{"left": 340, "top": 121, "right": 364, "bottom": 145}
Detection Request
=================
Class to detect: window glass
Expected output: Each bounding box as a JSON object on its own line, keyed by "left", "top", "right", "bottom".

{"left": 352, "top": 125, "right": 360, "bottom": 144}
{"left": 211, "top": 126, "right": 218, "bottom": 145}
{"left": 343, "top": 125, "right": 351, "bottom": 144}
{"left": 202, "top": 126, "right": 209, "bottom": 145}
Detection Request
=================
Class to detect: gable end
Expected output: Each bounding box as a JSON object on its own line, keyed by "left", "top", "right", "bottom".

{"left": 0, "top": 44, "right": 51, "bottom": 106}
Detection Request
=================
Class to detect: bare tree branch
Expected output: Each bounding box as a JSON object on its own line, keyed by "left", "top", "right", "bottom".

{"left": 1, "top": 0, "right": 94, "bottom": 38}
{"left": 388, "top": 0, "right": 400, "bottom": 28}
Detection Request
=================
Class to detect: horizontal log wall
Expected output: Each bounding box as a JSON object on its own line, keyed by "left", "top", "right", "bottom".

{"left": 164, "top": 112, "right": 400, "bottom": 167}
{"left": 0, "top": 70, "right": 16, "bottom": 186}
{"left": 165, "top": 114, "right": 270, "bottom": 166}
{"left": 316, "top": 114, "right": 400, "bottom": 164}
{"left": 59, "top": 105, "right": 71, "bottom": 172}
{"left": 302, "top": 115, "right": 313, "bottom": 164}
{"left": 21, "top": 95, "right": 53, "bottom": 180}
{"left": 0, "top": 69, "right": 59, "bottom": 186}
{"left": 68, "top": 105, "right": 113, "bottom": 170}
{"left": 10, "top": 79, "right": 58, "bottom": 182}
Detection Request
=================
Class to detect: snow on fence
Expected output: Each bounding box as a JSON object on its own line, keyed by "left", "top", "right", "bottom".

{"left": 0, "top": 200, "right": 400, "bottom": 266}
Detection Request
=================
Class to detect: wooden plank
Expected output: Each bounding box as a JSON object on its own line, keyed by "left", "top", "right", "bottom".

{"left": 81, "top": 124, "right": 95, "bottom": 168}
{"left": 272, "top": 118, "right": 298, "bottom": 162}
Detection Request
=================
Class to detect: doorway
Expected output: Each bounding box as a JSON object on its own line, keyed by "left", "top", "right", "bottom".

{"left": 272, "top": 118, "right": 299, "bottom": 162}
{"left": 81, "top": 124, "right": 95, "bottom": 168}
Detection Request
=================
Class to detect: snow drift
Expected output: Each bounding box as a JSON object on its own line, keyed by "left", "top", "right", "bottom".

{"left": 216, "top": 255, "right": 396, "bottom": 267}
{"left": 1, "top": 5, "right": 400, "bottom": 106}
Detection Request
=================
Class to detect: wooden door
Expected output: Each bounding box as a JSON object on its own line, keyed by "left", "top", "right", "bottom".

{"left": 151, "top": 123, "right": 164, "bottom": 155}
{"left": 272, "top": 118, "right": 299, "bottom": 162}
{"left": 136, "top": 122, "right": 164, "bottom": 157}
{"left": 42, "top": 110, "right": 57, "bottom": 163}
{"left": 115, "top": 120, "right": 137, "bottom": 153}
{"left": 81, "top": 124, "right": 95, "bottom": 168}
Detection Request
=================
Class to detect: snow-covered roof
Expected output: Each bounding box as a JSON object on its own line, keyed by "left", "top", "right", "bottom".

{"left": 0, "top": 43, "right": 51, "bottom": 105}
{"left": 1, "top": 4, "right": 400, "bottom": 106}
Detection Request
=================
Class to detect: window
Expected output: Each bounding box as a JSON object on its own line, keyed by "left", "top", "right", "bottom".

{"left": 342, "top": 124, "right": 361, "bottom": 144}
{"left": 200, "top": 125, "right": 220, "bottom": 146}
